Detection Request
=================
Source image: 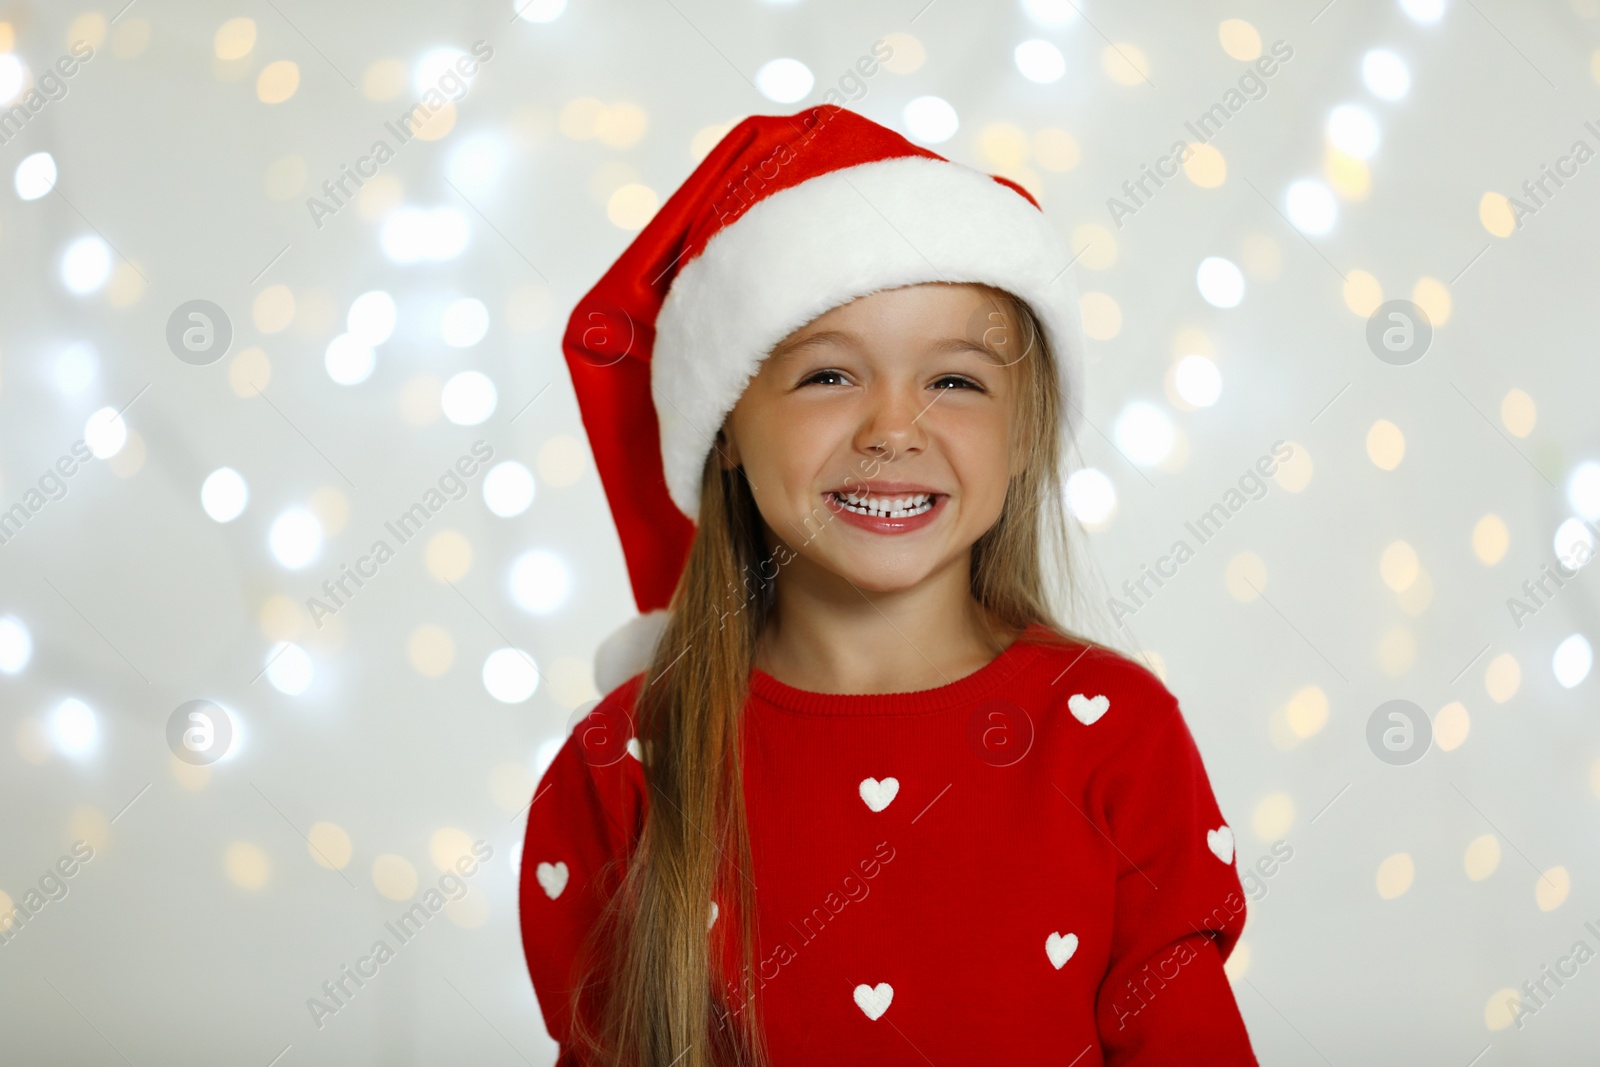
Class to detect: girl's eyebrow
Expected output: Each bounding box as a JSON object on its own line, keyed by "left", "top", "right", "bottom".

{"left": 770, "top": 330, "right": 995, "bottom": 362}
{"left": 770, "top": 329, "right": 852, "bottom": 362}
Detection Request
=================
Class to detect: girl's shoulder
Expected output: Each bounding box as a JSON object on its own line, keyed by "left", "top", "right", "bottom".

{"left": 1014, "top": 626, "right": 1186, "bottom": 746}
{"left": 542, "top": 673, "right": 652, "bottom": 813}
{"left": 1018, "top": 625, "right": 1174, "bottom": 695}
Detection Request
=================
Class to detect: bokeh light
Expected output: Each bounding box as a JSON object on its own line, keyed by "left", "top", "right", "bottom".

{"left": 903, "top": 96, "right": 958, "bottom": 143}
{"left": 0, "top": 616, "right": 32, "bottom": 674}
{"left": 1363, "top": 50, "right": 1411, "bottom": 100}
{"left": 442, "top": 371, "right": 498, "bottom": 425}
{"left": 1173, "top": 354, "right": 1221, "bottom": 407}
{"left": 1196, "top": 257, "right": 1245, "bottom": 308}
{"left": 510, "top": 549, "right": 572, "bottom": 614}
{"left": 483, "top": 647, "right": 540, "bottom": 703}
{"left": 755, "top": 58, "right": 813, "bottom": 102}
{"left": 201, "top": 468, "right": 249, "bottom": 523}
{"left": 347, "top": 290, "right": 397, "bottom": 345}
{"left": 15, "top": 151, "right": 57, "bottom": 200}
{"left": 325, "top": 334, "right": 376, "bottom": 385}
{"left": 1114, "top": 402, "right": 1175, "bottom": 466}
{"left": 1065, "top": 468, "right": 1117, "bottom": 526}
{"left": 1553, "top": 635, "right": 1592, "bottom": 688}
{"left": 441, "top": 297, "right": 490, "bottom": 347}
{"left": 85, "top": 406, "right": 128, "bottom": 459}
{"left": 1286, "top": 180, "right": 1337, "bottom": 234}
{"left": 269, "top": 508, "right": 323, "bottom": 569}
{"left": 483, "top": 461, "right": 536, "bottom": 517}
{"left": 1015, "top": 39, "right": 1066, "bottom": 83}
{"left": 50, "top": 697, "right": 98, "bottom": 758}
{"left": 265, "top": 641, "right": 314, "bottom": 696}
{"left": 60, "top": 236, "right": 113, "bottom": 294}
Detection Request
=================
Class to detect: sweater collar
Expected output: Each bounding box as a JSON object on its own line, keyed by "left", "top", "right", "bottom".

{"left": 747, "top": 622, "right": 1050, "bottom": 715}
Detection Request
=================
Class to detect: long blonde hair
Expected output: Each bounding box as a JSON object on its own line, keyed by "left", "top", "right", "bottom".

{"left": 565, "top": 283, "right": 1127, "bottom": 1066}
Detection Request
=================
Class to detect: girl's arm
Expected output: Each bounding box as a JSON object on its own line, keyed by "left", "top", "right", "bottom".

{"left": 518, "top": 685, "right": 647, "bottom": 1063}
{"left": 1091, "top": 690, "right": 1259, "bottom": 1065}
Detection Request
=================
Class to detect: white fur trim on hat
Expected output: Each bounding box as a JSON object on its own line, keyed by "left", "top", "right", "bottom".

{"left": 594, "top": 608, "right": 670, "bottom": 696}
{"left": 651, "top": 154, "right": 1087, "bottom": 520}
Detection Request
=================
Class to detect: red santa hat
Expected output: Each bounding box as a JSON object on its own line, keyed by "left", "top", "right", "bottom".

{"left": 565, "top": 105, "right": 1088, "bottom": 693}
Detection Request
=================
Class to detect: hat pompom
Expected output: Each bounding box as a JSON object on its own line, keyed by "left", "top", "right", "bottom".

{"left": 594, "top": 609, "right": 671, "bottom": 696}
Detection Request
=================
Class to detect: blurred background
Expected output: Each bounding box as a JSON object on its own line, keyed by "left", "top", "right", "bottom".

{"left": 1, "top": 0, "right": 1598, "bottom": 1063}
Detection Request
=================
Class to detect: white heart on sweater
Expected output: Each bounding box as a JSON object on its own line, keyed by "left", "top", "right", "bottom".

{"left": 859, "top": 777, "right": 899, "bottom": 812}
{"left": 626, "top": 737, "right": 643, "bottom": 761}
{"left": 1046, "top": 931, "right": 1079, "bottom": 969}
{"left": 536, "top": 861, "right": 569, "bottom": 899}
{"left": 708, "top": 900, "right": 719, "bottom": 929}
{"left": 853, "top": 982, "right": 893, "bottom": 1020}
{"left": 1207, "top": 825, "right": 1235, "bottom": 864}
{"left": 1068, "top": 693, "right": 1110, "bottom": 725}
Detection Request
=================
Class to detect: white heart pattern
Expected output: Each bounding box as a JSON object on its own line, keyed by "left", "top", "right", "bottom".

{"left": 626, "top": 737, "right": 643, "bottom": 762}
{"left": 853, "top": 982, "right": 894, "bottom": 1020}
{"left": 1068, "top": 693, "right": 1110, "bottom": 725}
{"left": 708, "top": 900, "right": 719, "bottom": 929}
{"left": 1045, "top": 931, "right": 1079, "bottom": 970}
{"left": 1206, "top": 825, "right": 1235, "bottom": 864}
{"left": 858, "top": 777, "right": 899, "bottom": 812}
{"left": 536, "top": 861, "right": 569, "bottom": 899}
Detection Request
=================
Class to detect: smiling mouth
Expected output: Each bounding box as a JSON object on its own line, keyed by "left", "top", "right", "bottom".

{"left": 826, "top": 490, "right": 939, "bottom": 519}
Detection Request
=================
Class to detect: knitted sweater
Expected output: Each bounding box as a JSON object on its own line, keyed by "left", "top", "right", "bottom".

{"left": 518, "top": 623, "right": 1259, "bottom": 1065}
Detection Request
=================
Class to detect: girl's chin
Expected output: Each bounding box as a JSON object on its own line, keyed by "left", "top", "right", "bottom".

{"left": 812, "top": 552, "right": 942, "bottom": 594}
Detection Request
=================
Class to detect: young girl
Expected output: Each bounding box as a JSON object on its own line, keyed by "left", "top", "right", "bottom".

{"left": 520, "top": 105, "right": 1258, "bottom": 1066}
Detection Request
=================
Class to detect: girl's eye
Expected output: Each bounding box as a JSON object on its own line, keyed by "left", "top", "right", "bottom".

{"left": 801, "top": 369, "right": 850, "bottom": 387}
{"left": 932, "top": 375, "right": 984, "bottom": 392}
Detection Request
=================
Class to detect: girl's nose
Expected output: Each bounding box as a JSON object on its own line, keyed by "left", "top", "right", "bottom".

{"left": 853, "top": 383, "right": 929, "bottom": 459}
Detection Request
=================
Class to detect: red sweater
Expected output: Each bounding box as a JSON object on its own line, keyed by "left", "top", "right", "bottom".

{"left": 518, "top": 623, "right": 1259, "bottom": 1065}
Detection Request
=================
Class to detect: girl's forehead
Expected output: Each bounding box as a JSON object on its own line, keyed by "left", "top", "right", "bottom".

{"left": 772, "top": 284, "right": 1017, "bottom": 355}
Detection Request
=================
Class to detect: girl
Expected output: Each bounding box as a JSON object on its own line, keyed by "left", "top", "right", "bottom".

{"left": 520, "top": 105, "right": 1258, "bottom": 1066}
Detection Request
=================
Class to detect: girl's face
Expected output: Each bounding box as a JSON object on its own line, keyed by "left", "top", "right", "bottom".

{"left": 720, "top": 282, "right": 1023, "bottom": 595}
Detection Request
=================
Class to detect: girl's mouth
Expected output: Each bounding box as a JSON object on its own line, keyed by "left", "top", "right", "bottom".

{"left": 823, "top": 490, "right": 947, "bottom": 533}
{"left": 828, "top": 490, "right": 936, "bottom": 518}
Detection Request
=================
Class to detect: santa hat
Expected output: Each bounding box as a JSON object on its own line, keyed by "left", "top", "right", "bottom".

{"left": 566, "top": 105, "right": 1088, "bottom": 694}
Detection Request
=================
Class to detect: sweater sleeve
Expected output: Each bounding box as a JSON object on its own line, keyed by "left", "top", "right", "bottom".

{"left": 518, "top": 685, "right": 646, "bottom": 1063}
{"left": 1091, "top": 690, "right": 1258, "bottom": 1065}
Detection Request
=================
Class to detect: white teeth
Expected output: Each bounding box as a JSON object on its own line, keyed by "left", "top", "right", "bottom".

{"left": 832, "top": 491, "right": 934, "bottom": 518}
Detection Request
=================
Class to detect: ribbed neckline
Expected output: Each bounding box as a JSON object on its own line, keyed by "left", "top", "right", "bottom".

{"left": 748, "top": 622, "right": 1050, "bottom": 715}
